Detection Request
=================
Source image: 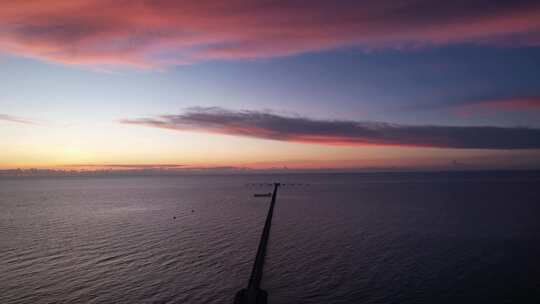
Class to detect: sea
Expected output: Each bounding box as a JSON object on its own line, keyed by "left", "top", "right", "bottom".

{"left": 1, "top": 171, "right": 540, "bottom": 304}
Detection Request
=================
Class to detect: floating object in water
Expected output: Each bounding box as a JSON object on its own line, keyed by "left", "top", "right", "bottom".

{"left": 254, "top": 193, "right": 271, "bottom": 198}
{"left": 173, "top": 216, "right": 176, "bottom": 219}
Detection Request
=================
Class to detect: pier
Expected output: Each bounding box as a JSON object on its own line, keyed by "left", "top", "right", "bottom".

{"left": 234, "top": 182, "right": 280, "bottom": 304}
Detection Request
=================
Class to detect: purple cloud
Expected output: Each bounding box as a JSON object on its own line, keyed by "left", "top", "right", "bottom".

{"left": 121, "top": 107, "right": 540, "bottom": 149}
{"left": 1, "top": 0, "right": 540, "bottom": 67}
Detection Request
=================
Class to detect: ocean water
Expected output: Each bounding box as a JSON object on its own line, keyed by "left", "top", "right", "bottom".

{"left": 1, "top": 172, "right": 540, "bottom": 304}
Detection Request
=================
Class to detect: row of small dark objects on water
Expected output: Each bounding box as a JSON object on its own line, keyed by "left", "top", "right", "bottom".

{"left": 245, "top": 183, "right": 310, "bottom": 187}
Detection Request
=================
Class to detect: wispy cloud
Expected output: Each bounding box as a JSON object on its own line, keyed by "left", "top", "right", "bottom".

{"left": 121, "top": 107, "right": 540, "bottom": 149}
{"left": 1, "top": 0, "right": 539, "bottom": 67}
{"left": 405, "top": 96, "right": 540, "bottom": 117}
{"left": 63, "top": 163, "right": 185, "bottom": 169}
{"left": 453, "top": 96, "right": 540, "bottom": 117}
{"left": 0, "top": 114, "right": 35, "bottom": 125}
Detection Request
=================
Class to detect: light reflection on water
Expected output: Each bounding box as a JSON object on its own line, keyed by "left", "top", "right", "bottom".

{"left": 1, "top": 173, "right": 540, "bottom": 304}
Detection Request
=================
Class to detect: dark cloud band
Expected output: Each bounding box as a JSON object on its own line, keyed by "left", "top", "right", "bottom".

{"left": 121, "top": 107, "right": 540, "bottom": 149}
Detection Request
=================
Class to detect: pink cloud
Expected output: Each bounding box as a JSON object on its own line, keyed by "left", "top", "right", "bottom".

{"left": 0, "top": 114, "right": 35, "bottom": 124}
{"left": 1, "top": 0, "right": 540, "bottom": 68}
{"left": 455, "top": 96, "right": 540, "bottom": 117}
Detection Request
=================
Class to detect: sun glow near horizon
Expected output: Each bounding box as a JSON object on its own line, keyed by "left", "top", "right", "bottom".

{"left": 1, "top": 1, "right": 540, "bottom": 171}
{"left": 1, "top": 118, "right": 538, "bottom": 171}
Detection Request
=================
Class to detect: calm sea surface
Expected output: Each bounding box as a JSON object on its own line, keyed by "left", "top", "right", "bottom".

{"left": 1, "top": 172, "right": 540, "bottom": 304}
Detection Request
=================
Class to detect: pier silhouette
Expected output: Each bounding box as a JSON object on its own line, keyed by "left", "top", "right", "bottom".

{"left": 234, "top": 182, "right": 280, "bottom": 304}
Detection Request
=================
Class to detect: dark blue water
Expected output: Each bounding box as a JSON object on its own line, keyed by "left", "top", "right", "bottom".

{"left": 1, "top": 172, "right": 540, "bottom": 303}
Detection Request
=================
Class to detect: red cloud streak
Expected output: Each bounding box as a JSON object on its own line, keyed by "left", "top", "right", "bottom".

{"left": 1, "top": 0, "right": 540, "bottom": 67}
{"left": 455, "top": 97, "right": 540, "bottom": 116}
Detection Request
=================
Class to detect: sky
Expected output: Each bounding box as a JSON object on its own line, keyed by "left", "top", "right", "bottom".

{"left": 1, "top": 0, "right": 540, "bottom": 171}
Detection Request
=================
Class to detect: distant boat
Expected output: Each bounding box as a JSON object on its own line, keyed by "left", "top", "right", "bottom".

{"left": 253, "top": 193, "right": 272, "bottom": 198}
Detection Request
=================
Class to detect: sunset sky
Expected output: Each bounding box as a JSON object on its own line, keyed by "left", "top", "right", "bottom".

{"left": 1, "top": 0, "right": 540, "bottom": 171}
